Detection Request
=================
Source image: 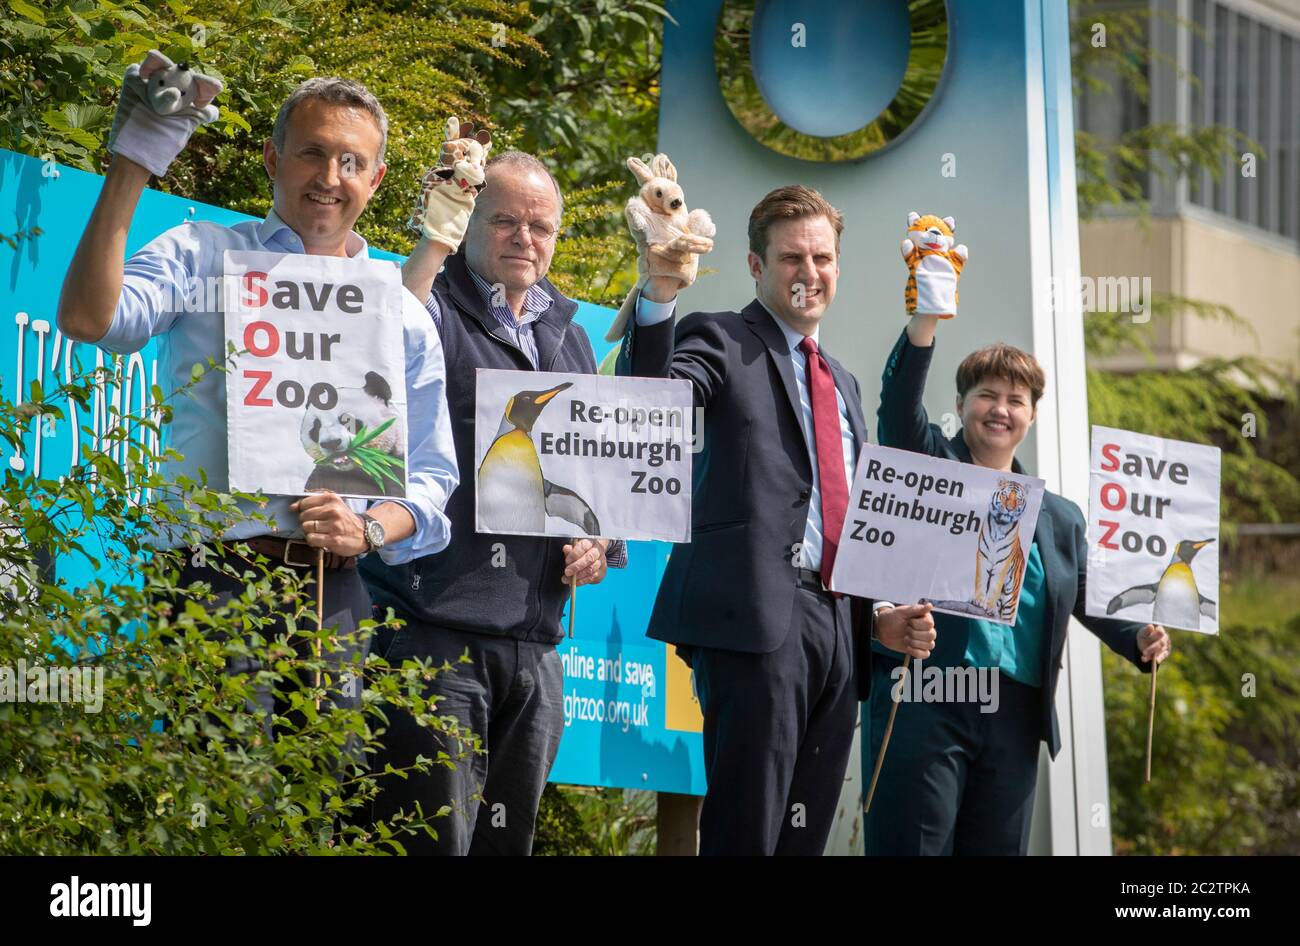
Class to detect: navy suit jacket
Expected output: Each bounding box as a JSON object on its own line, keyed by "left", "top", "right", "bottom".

{"left": 617, "top": 300, "right": 873, "bottom": 685}
{"left": 877, "top": 329, "right": 1151, "bottom": 757}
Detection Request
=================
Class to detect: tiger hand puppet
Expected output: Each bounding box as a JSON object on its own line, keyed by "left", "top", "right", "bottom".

{"left": 901, "top": 211, "right": 969, "bottom": 318}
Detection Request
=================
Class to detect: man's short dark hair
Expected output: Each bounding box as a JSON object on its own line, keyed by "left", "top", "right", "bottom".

{"left": 748, "top": 185, "right": 844, "bottom": 260}
{"left": 272, "top": 77, "right": 388, "bottom": 164}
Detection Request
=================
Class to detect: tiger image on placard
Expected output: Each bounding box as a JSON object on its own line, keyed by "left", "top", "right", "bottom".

{"left": 972, "top": 479, "right": 1028, "bottom": 620}
{"left": 924, "top": 478, "right": 1029, "bottom": 621}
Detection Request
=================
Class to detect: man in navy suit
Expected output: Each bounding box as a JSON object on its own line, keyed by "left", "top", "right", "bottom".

{"left": 617, "top": 185, "right": 936, "bottom": 855}
{"left": 867, "top": 310, "right": 1172, "bottom": 854}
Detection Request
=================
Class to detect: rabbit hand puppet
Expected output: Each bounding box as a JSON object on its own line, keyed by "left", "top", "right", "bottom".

{"left": 606, "top": 152, "right": 715, "bottom": 341}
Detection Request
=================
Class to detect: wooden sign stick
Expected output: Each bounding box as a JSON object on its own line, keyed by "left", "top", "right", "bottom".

{"left": 568, "top": 580, "right": 577, "bottom": 638}
{"left": 864, "top": 654, "right": 910, "bottom": 814}
{"left": 315, "top": 548, "right": 325, "bottom": 711}
{"left": 1145, "top": 659, "right": 1158, "bottom": 783}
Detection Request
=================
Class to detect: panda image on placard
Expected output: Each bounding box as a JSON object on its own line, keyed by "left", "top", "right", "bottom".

{"left": 300, "top": 371, "right": 407, "bottom": 498}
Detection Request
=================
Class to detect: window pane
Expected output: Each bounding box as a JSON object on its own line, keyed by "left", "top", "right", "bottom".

{"left": 1189, "top": 0, "right": 1209, "bottom": 206}
{"left": 1257, "top": 26, "right": 1272, "bottom": 231}
{"left": 1213, "top": 3, "right": 1230, "bottom": 213}
{"left": 1235, "top": 14, "right": 1251, "bottom": 225}
{"left": 1282, "top": 37, "right": 1296, "bottom": 239}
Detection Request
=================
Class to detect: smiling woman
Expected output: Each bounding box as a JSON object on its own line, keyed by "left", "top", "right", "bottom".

{"left": 869, "top": 309, "right": 1168, "bottom": 856}
{"left": 952, "top": 339, "right": 1046, "bottom": 472}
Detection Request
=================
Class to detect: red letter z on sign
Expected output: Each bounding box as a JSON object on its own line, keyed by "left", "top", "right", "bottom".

{"left": 244, "top": 370, "right": 273, "bottom": 406}
{"left": 1097, "top": 519, "right": 1120, "bottom": 550}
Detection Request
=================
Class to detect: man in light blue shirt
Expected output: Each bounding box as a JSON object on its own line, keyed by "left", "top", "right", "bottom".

{"left": 91, "top": 206, "right": 456, "bottom": 563}
{"left": 57, "top": 73, "right": 458, "bottom": 746}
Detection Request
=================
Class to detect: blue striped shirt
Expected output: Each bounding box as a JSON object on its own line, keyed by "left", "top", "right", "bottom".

{"left": 423, "top": 267, "right": 627, "bottom": 569}
{"left": 423, "top": 266, "right": 553, "bottom": 368}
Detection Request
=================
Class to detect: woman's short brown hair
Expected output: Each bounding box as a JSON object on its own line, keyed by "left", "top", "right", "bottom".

{"left": 748, "top": 185, "right": 844, "bottom": 261}
{"left": 956, "top": 343, "right": 1046, "bottom": 406}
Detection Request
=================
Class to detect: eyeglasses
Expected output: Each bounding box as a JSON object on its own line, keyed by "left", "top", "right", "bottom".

{"left": 488, "top": 214, "right": 559, "bottom": 243}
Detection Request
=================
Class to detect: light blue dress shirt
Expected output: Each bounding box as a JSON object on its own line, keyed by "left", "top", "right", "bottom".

{"left": 96, "top": 210, "right": 459, "bottom": 565}
{"left": 635, "top": 292, "right": 855, "bottom": 571}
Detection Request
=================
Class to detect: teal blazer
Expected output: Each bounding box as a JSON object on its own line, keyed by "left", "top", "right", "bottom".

{"left": 877, "top": 330, "right": 1151, "bottom": 757}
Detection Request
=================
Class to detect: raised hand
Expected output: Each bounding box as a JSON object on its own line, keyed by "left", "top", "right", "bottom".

{"left": 108, "top": 50, "right": 223, "bottom": 177}
{"left": 605, "top": 152, "right": 716, "bottom": 341}
{"left": 408, "top": 117, "right": 492, "bottom": 252}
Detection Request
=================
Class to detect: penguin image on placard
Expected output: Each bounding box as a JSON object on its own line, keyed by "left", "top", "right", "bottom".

{"left": 478, "top": 381, "right": 601, "bottom": 535}
{"left": 1106, "top": 538, "right": 1217, "bottom": 629}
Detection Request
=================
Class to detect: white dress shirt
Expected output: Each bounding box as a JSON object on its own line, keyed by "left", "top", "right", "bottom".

{"left": 635, "top": 292, "right": 855, "bottom": 570}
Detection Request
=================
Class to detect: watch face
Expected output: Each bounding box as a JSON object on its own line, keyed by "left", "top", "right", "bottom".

{"left": 365, "top": 518, "right": 385, "bottom": 548}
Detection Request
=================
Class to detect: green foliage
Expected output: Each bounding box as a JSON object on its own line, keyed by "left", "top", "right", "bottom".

{"left": 0, "top": 366, "right": 478, "bottom": 854}
{"left": 1103, "top": 615, "right": 1300, "bottom": 854}
{"left": 474, "top": 0, "right": 671, "bottom": 196}
{"left": 534, "top": 785, "right": 657, "bottom": 856}
{"left": 1072, "top": 0, "right": 1300, "bottom": 856}
{"left": 1, "top": 0, "right": 655, "bottom": 310}
{"left": 0, "top": 0, "right": 316, "bottom": 173}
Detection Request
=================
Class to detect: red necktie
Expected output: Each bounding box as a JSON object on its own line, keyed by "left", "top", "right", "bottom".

{"left": 799, "top": 336, "right": 849, "bottom": 589}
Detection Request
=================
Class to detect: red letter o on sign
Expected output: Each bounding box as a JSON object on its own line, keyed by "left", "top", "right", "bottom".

{"left": 244, "top": 321, "right": 279, "bottom": 357}
{"left": 1100, "top": 482, "right": 1126, "bottom": 511}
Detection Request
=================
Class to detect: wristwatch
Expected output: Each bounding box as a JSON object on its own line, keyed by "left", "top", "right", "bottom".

{"left": 360, "top": 513, "right": 386, "bottom": 554}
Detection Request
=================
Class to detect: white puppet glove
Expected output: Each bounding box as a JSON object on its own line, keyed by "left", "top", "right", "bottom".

{"left": 408, "top": 117, "right": 492, "bottom": 252}
{"left": 108, "top": 50, "right": 223, "bottom": 177}
{"left": 901, "top": 211, "right": 969, "bottom": 319}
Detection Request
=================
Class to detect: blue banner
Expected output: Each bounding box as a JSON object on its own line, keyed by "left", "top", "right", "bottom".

{"left": 0, "top": 147, "right": 704, "bottom": 795}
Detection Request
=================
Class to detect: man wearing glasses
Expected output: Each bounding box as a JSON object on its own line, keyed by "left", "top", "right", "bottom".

{"left": 362, "top": 149, "right": 626, "bottom": 855}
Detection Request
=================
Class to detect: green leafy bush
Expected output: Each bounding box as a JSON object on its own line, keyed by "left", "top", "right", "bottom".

{"left": 0, "top": 364, "right": 478, "bottom": 854}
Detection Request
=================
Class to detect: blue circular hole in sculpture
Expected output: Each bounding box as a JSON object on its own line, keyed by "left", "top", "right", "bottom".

{"left": 715, "top": 0, "right": 949, "bottom": 162}
{"left": 750, "top": 0, "right": 912, "bottom": 138}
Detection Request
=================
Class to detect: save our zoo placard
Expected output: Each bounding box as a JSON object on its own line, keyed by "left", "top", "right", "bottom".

{"left": 223, "top": 250, "right": 408, "bottom": 500}
{"left": 830, "top": 443, "right": 1046, "bottom": 626}
{"left": 473, "top": 368, "right": 692, "bottom": 542}
{"left": 1086, "top": 425, "right": 1221, "bottom": 634}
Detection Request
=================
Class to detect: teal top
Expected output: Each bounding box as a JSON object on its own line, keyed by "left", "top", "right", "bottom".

{"left": 963, "top": 542, "right": 1046, "bottom": 686}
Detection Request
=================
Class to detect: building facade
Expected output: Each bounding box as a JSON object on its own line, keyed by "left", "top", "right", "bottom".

{"left": 1077, "top": 0, "right": 1300, "bottom": 378}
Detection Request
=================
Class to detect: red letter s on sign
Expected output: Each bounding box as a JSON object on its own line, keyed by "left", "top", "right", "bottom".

{"left": 242, "top": 271, "right": 269, "bottom": 308}
{"left": 1100, "top": 442, "right": 1120, "bottom": 472}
